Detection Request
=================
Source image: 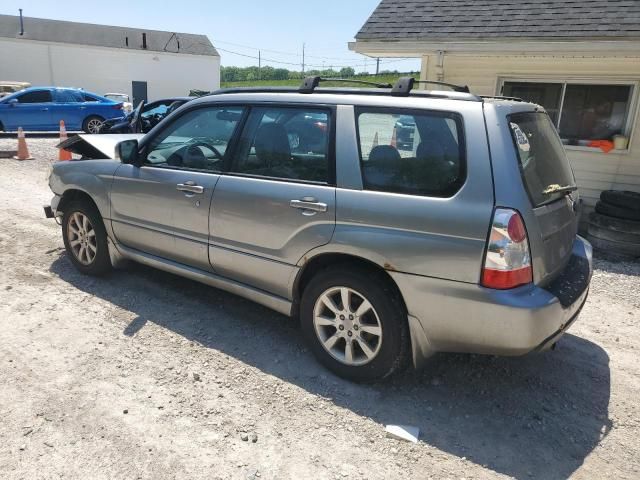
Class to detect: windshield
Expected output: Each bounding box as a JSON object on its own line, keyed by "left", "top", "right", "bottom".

{"left": 509, "top": 112, "right": 576, "bottom": 207}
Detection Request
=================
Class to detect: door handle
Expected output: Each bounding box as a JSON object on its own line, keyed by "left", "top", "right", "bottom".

{"left": 177, "top": 181, "right": 204, "bottom": 195}
{"left": 290, "top": 198, "right": 328, "bottom": 213}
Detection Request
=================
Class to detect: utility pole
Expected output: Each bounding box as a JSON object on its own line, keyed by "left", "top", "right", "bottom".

{"left": 302, "top": 43, "right": 305, "bottom": 75}
{"left": 258, "top": 50, "right": 261, "bottom": 80}
{"left": 376, "top": 58, "right": 380, "bottom": 75}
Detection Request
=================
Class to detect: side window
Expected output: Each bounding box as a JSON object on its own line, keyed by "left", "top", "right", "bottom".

{"left": 16, "top": 90, "right": 52, "bottom": 103}
{"left": 55, "top": 90, "right": 83, "bottom": 103}
{"left": 83, "top": 94, "right": 99, "bottom": 102}
{"left": 144, "top": 106, "right": 244, "bottom": 172}
{"left": 232, "top": 107, "right": 330, "bottom": 183}
{"left": 356, "top": 109, "right": 465, "bottom": 197}
{"left": 142, "top": 102, "right": 169, "bottom": 119}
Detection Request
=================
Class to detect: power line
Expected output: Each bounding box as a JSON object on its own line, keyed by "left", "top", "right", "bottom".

{"left": 216, "top": 46, "right": 418, "bottom": 70}
{"left": 178, "top": 34, "right": 420, "bottom": 69}
{"left": 211, "top": 37, "right": 386, "bottom": 63}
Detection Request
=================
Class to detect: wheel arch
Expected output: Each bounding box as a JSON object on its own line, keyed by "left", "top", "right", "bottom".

{"left": 57, "top": 188, "right": 100, "bottom": 215}
{"left": 293, "top": 252, "right": 407, "bottom": 316}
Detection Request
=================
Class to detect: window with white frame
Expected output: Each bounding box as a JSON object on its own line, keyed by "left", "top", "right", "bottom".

{"left": 502, "top": 81, "right": 634, "bottom": 149}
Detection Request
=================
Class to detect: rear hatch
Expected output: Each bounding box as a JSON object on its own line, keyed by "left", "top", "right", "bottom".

{"left": 508, "top": 111, "right": 579, "bottom": 284}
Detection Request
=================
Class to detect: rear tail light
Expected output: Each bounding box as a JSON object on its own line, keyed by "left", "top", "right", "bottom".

{"left": 481, "top": 208, "right": 533, "bottom": 289}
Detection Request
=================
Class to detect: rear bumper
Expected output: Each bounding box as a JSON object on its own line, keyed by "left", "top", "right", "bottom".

{"left": 393, "top": 236, "right": 592, "bottom": 367}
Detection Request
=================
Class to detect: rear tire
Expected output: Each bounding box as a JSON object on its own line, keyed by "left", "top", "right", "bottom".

{"left": 589, "top": 212, "right": 640, "bottom": 235}
{"left": 600, "top": 190, "right": 640, "bottom": 212}
{"left": 586, "top": 234, "right": 640, "bottom": 258}
{"left": 595, "top": 201, "right": 640, "bottom": 221}
{"left": 82, "top": 115, "right": 105, "bottom": 134}
{"left": 300, "top": 266, "right": 409, "bottom": 382}
{"left": 588, "top": 223, "right": 640, "bottom": 244}
{"left": 61, "top": 200, "right": 112, "bottom": 275}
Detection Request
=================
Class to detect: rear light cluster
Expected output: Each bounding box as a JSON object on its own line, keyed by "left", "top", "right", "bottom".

{"left": 481, "top": 208, "right": 533, "bottom": 290}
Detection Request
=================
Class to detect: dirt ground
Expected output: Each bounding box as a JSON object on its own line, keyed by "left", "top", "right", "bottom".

{"left": 0, "top": 137, "right": 639, "bottom": 480}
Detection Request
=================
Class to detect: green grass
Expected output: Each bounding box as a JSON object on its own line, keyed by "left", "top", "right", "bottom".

{"left": 220, "top": 74, "right": 411, "bottom": 89}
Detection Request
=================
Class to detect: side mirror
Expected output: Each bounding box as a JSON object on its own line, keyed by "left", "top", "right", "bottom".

{"left": 8, "top": 98, "right": 18, "bottom": 107}
{"left": 115, "top": 139, "right": 140, "bottom": 165}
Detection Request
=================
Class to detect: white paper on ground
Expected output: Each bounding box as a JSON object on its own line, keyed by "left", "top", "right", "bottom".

{"left": 385, "top": 424, "right": 420, "bottom": 443}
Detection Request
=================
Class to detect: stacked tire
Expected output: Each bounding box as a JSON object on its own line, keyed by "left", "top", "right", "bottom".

{"left": 588, "top": 191, "right": 640, "bottom": 258}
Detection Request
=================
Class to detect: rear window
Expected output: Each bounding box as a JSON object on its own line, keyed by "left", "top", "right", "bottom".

{"left": 55, "top": 90, "right": 83, "bottom": 103}
{"left": 509, "top": 112, "right": 576, "bottom": 207}
{"left": 356, "top": 108, "right": 465, "bottom": 197}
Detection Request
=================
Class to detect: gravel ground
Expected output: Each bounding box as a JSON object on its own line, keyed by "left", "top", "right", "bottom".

{"left": 0, "top": 137, "right": 639, "bottom": 480}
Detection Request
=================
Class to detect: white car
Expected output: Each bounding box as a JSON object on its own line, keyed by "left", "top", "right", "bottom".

{"left": 104, "top": 93, "right": 133, "bottom": 114}
{"left": 0, "top": 81, "right": 31, "bottom": 98}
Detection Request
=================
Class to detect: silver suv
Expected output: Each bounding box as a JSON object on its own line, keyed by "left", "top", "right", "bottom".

{"left": 46, "top": 77, "right": 593, "bottom": 381}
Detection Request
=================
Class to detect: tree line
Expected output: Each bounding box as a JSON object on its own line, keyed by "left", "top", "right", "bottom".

{"left": 221, "top": 66, "right": 417, "bottom": 82}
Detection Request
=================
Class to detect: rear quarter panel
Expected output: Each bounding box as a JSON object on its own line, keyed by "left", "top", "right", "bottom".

{"left": 91, "top": 102, "right": 124, "bottom": 120}
{"left": 303, "top": 100, "right": 495, "bottom": 284}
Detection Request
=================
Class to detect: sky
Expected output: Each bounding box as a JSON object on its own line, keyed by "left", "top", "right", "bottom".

{"left": 1, "top": 1, "right": 421, "bottom": 73}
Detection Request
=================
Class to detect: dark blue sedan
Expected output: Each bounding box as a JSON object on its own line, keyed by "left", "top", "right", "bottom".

{"left": 0, "top": 87, "right": 125, "bottom": 133}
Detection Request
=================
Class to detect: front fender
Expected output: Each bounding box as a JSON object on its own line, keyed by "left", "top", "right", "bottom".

{"left": 50, "top": 159, "right": 121, "bottom": 220}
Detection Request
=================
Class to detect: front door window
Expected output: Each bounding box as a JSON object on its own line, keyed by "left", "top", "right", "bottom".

{"left": 144, "top": 106, "right": 244, "bottom": 172}
{"left": 231, "top": 107, "right": 330, "bottom": 183}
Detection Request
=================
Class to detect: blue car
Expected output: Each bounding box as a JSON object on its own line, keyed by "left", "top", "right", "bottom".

{"left": 0, "top": 87, "right": 124, "bottom": 133}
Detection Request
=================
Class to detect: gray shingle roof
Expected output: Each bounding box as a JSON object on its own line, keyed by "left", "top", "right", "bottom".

{"left": 0, "top": 14, "right": 218, "bottom": 56}
{"left": 356, "top": 0, "right": 640, "bottom": 40}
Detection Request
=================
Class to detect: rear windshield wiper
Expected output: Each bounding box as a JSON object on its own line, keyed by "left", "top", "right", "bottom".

{"left": 542, "top": 184, "right": 578, "bottom": 196}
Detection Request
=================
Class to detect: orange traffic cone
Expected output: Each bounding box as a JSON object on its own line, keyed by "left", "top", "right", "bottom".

{"left": 390, "top": 126, "right": 397, "bottom": 148}
{"left": 13, "top": 127, "right": 33, "bottom": 160}
{"left": 372, "top": 131, "right": 379, "bottom": 149}
{"left": 58, "top": 120, "right": 72, "bottom": 161}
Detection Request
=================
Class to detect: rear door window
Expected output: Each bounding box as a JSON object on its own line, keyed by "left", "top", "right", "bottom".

{"left": 509, "top": 112, "right": 576, "bottom": 207}
{"left": 356, "top": 108, "right": 465, "bottom": 197}
{"left": 55, "top": 90, "right": 83, "bottom": 103}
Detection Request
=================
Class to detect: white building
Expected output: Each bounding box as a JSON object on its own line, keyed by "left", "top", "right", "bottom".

{"left": 350, "top": 0, "right": 640, "bottom": 228}
{"left": 0, "top": 14, "right": 220, "bottom": 105}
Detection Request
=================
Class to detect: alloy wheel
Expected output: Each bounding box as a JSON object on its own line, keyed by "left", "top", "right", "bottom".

{"left": 87, "top": 118, "right": 103, "bottom": 133}
{"left": 313, "top": 286, "right": 383, "bottom": 366}
{"left": 67, "top": 212, "right": 97, "bottom": 265}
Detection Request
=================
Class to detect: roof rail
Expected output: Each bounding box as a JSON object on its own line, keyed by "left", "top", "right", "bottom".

{"left": 299, "top": 76, "right": 392, "bottom": 93}
{"left": 391, "top": 77, "right": 470, "bottom": 96}
{"left": 480, "top": 95, "right": 524, "bottom": 102}
{"left": 203, "top": 84, "right": 483, "bottom": 102}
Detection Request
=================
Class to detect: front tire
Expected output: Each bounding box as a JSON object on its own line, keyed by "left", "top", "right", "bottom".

{"left": 82, "top": 115, "right": 105, "bottom": 134}
{"left": 300, "top": 266, "right": 409, "bottom": 382}
{"left": 62, "top": 200, "right": 112, "bottom": 275}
